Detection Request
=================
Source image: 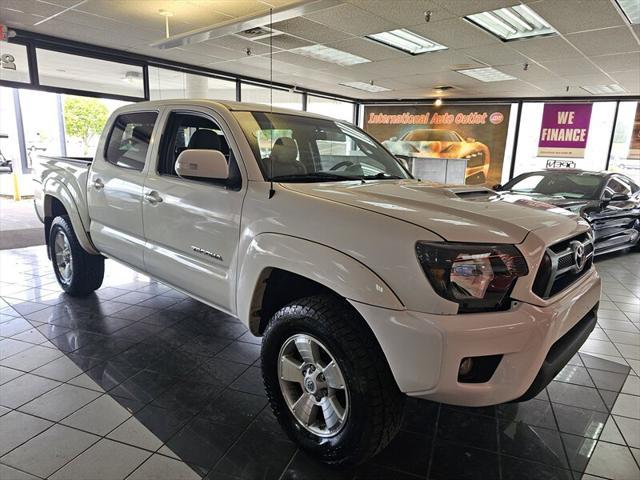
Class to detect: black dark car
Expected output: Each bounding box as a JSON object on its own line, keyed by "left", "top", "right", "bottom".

{"left": 495, "top": 169, "right": 640, "bottom": 255}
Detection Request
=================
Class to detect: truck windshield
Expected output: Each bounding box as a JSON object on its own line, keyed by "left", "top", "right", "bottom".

{"left": 234, "top": 111, "right": 411, "bottom": 182}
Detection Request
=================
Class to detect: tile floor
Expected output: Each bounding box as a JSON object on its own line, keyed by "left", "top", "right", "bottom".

{"left": 0, "top": 245, "right": 638, "bottom": 480}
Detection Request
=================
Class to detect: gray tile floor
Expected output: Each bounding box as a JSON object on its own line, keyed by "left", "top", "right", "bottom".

{"left": 0, "top": 245, "right": 638, "bottom": 480}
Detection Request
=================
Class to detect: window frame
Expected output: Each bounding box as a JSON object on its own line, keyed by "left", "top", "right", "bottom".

{"left": 157, "top": 109, "right": 243, "bottom": 191}
{"left": 104, "top": 110, "right": 159, "bottom": 172}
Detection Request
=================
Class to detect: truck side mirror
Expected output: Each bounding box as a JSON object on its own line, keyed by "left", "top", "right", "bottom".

{"left": 175, "top": 149, "right": 228, "bottom": 180}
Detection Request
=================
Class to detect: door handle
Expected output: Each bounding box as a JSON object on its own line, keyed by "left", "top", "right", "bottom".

{"left": 144, "top": 190, "right": 163, "bottom": 204}
{"left": 93, "top": 179, "right": 104, "bottom": 190}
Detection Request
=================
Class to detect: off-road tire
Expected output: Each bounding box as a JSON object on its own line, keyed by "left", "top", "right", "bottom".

{"left": 49, "top": 215, "right": 104, "bottom": 296}
{"left": 261, "top": 294, "right": 405, "bottom": 467}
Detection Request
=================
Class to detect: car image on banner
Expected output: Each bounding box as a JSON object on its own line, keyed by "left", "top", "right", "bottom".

{"left": 382, "top": 128, "right": 490, "bottom": 184}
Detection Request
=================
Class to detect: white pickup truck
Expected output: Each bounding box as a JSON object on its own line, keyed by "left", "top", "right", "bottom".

{"left": 34, "top": 100, "right": 601, "bottom": 466}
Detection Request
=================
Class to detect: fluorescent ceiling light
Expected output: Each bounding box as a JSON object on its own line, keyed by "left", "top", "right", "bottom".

{"left": 581, "top": 84, "right": 626, "bottom": 94}
{"left": 615, "top": 0, "right": 640, "bottom": 23}
{"left": 456, "top": 67, "right": 516, "bottom": 82}
{"left": 291, "top": 45, "right": 370, "bottom": 66}
{"left": 466, "top": 5, "right": 556, "bottom": 41}
{"left": 150, "top": 0, "right": 341, "bottom": 49}
{"left": 366, "top": 29, "right": 447, "bottom": 55}
{"left": 339, "top": 81, "right": 391, "bottom": 93}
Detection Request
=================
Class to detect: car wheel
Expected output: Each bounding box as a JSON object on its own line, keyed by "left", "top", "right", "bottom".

{"left": 261, "top": 294, "right": 405, "bottom": 467}
{"left": 49, "top": 215, "right": 104, "bottom": 296}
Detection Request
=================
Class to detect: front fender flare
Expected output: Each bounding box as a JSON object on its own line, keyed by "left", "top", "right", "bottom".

{"left": 237, "top": 233, "right": 404, "bottom": 332}
{"left": 43, "top": 178, "right": 98, "bottom": 255}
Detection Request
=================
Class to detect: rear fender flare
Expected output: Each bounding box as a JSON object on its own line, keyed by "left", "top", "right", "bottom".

{"left": 43, "top": 178, "right": 98, "bottom": 255}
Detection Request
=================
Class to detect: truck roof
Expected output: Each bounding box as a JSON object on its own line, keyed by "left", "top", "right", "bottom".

{"left": 115, "top": 98, "right": 346, "bottom": 121}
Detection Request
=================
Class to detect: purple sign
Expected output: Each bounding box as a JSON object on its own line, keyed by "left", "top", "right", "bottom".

{"left": 538, "top": 103, "right": 592, "bottom": 158}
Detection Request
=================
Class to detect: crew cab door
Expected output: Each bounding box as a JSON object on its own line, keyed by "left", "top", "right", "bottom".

{"left": 142, "top": 108, "right": 245, "bottom": 313}
{"left": 87, "top": 110, "right": 159, "bottom": 269}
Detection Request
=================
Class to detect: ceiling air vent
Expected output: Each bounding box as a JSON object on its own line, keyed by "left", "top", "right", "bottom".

{"left": 236, "top": 26, "right": 282, "bottom": 41}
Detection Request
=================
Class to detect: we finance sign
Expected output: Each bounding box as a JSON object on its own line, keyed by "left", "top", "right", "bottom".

{"left": 538, "top": 103, "right": 592, "bottom": 158}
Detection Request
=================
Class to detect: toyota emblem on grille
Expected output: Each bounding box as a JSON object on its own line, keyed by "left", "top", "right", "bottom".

{"left": 571, "top": 241, "right": 586, "bottom": 272}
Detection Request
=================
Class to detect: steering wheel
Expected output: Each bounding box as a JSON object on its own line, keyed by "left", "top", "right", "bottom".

{"left": 330, "top": 160, "right": 355, "bottom": 171}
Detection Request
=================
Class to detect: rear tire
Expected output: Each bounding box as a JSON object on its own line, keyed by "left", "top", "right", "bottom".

{"left": 49, "top": 215, "right": 104, "bottom": 296}
{"left": 261, "top": 294, "right": 405, "bottom": 467}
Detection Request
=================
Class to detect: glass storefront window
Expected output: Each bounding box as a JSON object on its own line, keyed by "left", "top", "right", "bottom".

{"left": 307, "top": 95, "right": 354, "bottom": 122}
{"left": 0, "top": 87, "right": 20, "bottom": 172}
{"left": 0, "top": 42, "right": 30, "bottom": 84}
{"left": 148, "top": 67, "right": 236, "bottom": 101}
{"left": 19, "top": 90, "right": 63, "bottom": 168}
{"left": 36, "top": 48, "right": 144, "bottom": 98}
{"left": 62, "top": 95, "right": 129, "bottom": 157}
{"left": 513, "top": 101, "right": 616, "bottom": 177}
{"left": 241, "top": 83, "right": 303, "bottom": 110}
{"left": 609, "top": 101, "right": 640, "bottom": 184}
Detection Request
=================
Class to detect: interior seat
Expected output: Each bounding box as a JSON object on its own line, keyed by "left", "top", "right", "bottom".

{"left": 187, "top": 129, "right": 222, "bottom": 151}
{"left": 267, "top": 137, "right": 306, "bottom": 177}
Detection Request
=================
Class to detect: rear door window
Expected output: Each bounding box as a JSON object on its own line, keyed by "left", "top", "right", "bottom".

{"left": 105, "top": 112, "right": 158, "bottom": 171}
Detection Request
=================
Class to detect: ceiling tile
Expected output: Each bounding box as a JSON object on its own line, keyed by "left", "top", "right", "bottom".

{"left": 303, "top": 3, "right": 399, "bottom": 36}
{"left": 3, "top": 0, "right": 64, "bottom": 16}
{"left": 270, "top": 17, "right": 353, "bottom": 43}
{"left": 75, "top": 0, "right": 232, "bottom": 32}
{"left": 254, "top": 34, "right": 313, "bottom": 50}
{"left": 591, "top": 52, "right": 640, "bottom": 73}
{"left": 612, "top": 70, "right": 640, "bottom": 91}
{"left": 327, "top": 37, "right": 407, "bottom": 61}
{"left": 433, "top": 0, "right": 521, "bottom": 16}
{"left": 464, "top": 44, "right": 528, "bottom": 66}
{"left": 500, "top": 63, "right": 561, "bottom": 82}
{"left": 212, "top": 35, "right": 281, "bottom": 55}
{"left": 530, "top": 0, "right": 626, "bottom": 34}
{"left": 567, "top": 26, "right": 640, "bottom": 57}
{"left": 510, "top": 36, "right": 582, "bottom": 63}
{"left": 347, "top": 0, "right": 454, "bottom": 27}
{"left": 560, "top": 72, "right": 616, "bottom": 86}
{"left": 540, "top": 57, "right": 601, "bottom": 76}
{"left": 272, "top": 51, "right": 345, "bottom": 72}
{"left": 411, "top": 18, "right": 500, "bottom": 49}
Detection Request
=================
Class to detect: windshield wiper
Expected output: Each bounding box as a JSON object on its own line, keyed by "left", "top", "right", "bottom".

{"left": 271, "top": 172, "right": 355, "bottom": 183}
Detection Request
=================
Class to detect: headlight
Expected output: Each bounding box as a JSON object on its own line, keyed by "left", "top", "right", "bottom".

{"left": 415, "top": 242, "right": 528, "bottom": 313}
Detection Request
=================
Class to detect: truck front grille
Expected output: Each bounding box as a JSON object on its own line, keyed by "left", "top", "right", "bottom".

{"left": 532, "top": 232, "right": 595, "bottom": 299}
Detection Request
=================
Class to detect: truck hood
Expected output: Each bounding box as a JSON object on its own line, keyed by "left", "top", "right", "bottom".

{"left": 282, "top": 180, "right": 580, "bottom": 244}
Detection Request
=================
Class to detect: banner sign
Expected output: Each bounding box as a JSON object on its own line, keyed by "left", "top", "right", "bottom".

{"left": 363, "top": 104, "right": 511, "bottom": 185}
{"left": 538, "top": 103, "right": 592, "bottom": 158}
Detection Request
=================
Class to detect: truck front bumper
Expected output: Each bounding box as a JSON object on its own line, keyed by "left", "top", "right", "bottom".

{"left": 350, "top": 268, "right": 601, "bottom": 407}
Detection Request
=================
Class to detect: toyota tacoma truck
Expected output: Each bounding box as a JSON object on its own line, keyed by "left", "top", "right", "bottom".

{"left": 33, "top": 100, "right": 601, "bottom": 466}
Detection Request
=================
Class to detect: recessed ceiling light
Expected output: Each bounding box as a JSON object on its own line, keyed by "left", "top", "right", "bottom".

{"left": 366, "top": 29, "right": 447, "bottom": 55}
{"left": 466, "top": 5, "right": 556, "bottom": 41}
{"left": 581, "top": 84, "right": 626, "bottom": 95}
{"left": 339, "top": 81, "right": 391, "bottom": 93}
{"left": 615, "top": 0, "right": 640, "bottom": 23}
{"left": 456, "top": 67, "right": 516, "bottom": 82}
{"left": 290, "top": 45, "right": 370, "bottom": 66}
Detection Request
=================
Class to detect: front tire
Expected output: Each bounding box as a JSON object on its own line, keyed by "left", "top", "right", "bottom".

{"left": 261, "top": 294, "right": 405, "bottom": 467}
{"left": 49, "top": 215, "right": 104, "bottom": 296}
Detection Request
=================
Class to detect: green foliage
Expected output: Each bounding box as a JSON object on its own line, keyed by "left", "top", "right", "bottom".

{"left": 63, "top": 97, "right": 109, "bottom": 154}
